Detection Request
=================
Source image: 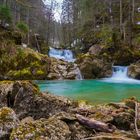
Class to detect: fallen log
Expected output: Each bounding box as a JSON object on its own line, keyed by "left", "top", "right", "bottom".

{"left": 76, "top": 114, "right": 116, "bottom": 133}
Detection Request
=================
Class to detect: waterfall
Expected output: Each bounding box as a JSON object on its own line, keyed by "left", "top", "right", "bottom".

{"left": 103, "top": 66, "right": 140, "bottom": 83}
{"left": 49, "top": 47, "right": 75, "bottom": 62}
{"left": 49, "top": 47, "right": 83, "bottom": 80}
{"left": 111, "top": 66, "right": 128, "bottom": 80}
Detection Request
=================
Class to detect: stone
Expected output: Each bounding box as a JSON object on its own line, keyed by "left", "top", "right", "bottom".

{"left": 10, "top": 117, "right": 71, "bottom": 140}
{"left": 47, "top": 72, "right": 61, "bottom": 80}
{"left": 89, "top": 44, "right": 104, "bottom": 55}
{"left": 66, "top": 70, "right": 77, "bottom": 79}
{"left": 50, "top": 112, "right": 94, "bottom": 140}
{"left": 128, "top": 61, "right": 140, "bottom": 79}
{"left": 77, "top": 55, "right": 112, "bottom": 79}
{"left": 48, "top": 57, "right": 79, "bottom": 80}
{"left": 0, "top": 107, "right": 19, "bottom": 139}
{"left": 112, "top": 112, "right": 134, "bottom": 130}
{"left": 0, "top": 81, "right": 74, "bottom": 120}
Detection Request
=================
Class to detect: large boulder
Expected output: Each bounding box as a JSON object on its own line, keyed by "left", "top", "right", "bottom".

{"left": 0, "top": 107, "right": 19, "bottom": 139}
{"left": 77, "top": 54, "right": 112, "bottom": 79}
{"left": 0, "top": 42, "right": 51, "bottom": 80}
{"left": 10, "top": 117, "right": 71, "bottom": 140}
{"left": 48, "top": 58, "right": 80, "bottom": 80}
{"left": 128, "top": 60, "right": 140, "bottom": 79}
{"left": 43, "top": 112, "right": 94, "bottom": 140}
{"left": 0, "top": 81, "right": 74, "bottom": 120}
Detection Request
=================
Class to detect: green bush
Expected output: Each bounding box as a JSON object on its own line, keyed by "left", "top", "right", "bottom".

{"left": 16, "top": 22, "right": 29, "bottom": 34}
{"left": 0, "top": 5, "right": 12, "bottom": 24}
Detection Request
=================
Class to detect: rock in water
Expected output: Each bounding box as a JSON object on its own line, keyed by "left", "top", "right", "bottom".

{"left": 77, "top": 55, "right": 112, "bottom": 79}
{"left": 0, "top": 107, "right": 19, "bottom": 139}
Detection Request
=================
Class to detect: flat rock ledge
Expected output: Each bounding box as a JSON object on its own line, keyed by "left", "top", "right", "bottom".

{"left": 0, "top": 81, "right": 138, "bottom": 140}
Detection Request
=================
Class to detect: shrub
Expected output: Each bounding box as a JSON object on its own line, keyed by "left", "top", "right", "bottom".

{"left": 0, "top": 5, "right": 12, "bottom": 24}
{"left": 16, "top": 22, "right": 29, "bottom": 34}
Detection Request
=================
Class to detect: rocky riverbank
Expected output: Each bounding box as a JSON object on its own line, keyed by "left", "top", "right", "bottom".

{"left": 77, "top": 44, "right": 140, "bottom": 79}
{"left": 0, "top": 81, "right": 139, "bottom": 140}
{"left": 0, "top": 28, "right": 81, "bottom": 80}
{"left": 1, "top": 27, "right": 140, "bottom": 81}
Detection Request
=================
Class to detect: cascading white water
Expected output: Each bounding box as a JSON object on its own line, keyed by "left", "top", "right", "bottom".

{"left": 74, "top": 64, "right": 83, "bottom": 80}
{"left": 111, "top": 66, "right": 128, "bottom": 80}
{"left": 76, "top": 68, "right": 83, "bottom": 80}
{"left": 49, "top": 47, "right": 83, "bottom": 80}
{"left": 103, "top": 66, "right": 140, "bottom": 84}
{"left": 49, "top": 47, "right": 75, "bottom": 62}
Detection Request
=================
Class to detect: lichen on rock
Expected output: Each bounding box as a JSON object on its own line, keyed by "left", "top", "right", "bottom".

{"left": 10, "top": 117, "right": 71, "bottom": 140}
{"left": 0, "top": 107, "right": 19, "bottom": 139}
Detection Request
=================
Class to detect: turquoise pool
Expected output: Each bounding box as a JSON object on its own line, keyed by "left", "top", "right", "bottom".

{"left": 36, "top": 80, "right": 140, "bottom": 103}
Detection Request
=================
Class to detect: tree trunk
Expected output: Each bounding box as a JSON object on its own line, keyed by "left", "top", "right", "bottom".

{"left": 120, "top": 0, "right": 123, "bottom": 35}
{"left": 132, "top": 0, "right": 135, "bottom": 24}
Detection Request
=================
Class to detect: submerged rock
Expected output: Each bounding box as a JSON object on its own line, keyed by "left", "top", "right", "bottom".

{"left": 0, "top": 107, "right": 19, "bottom": 139}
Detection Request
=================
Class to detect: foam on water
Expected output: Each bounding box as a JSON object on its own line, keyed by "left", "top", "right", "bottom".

{"left": 103, "top": 66, "right": 140, "bottom": 84}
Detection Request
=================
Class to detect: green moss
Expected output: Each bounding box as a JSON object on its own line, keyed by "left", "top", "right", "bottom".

{"left": 0, "top": 107, "right": 14, "bottom": 122}
{"left": 36, "top": 70, "right": 45, "bottom": 76}
{"left": 10, "top": 120, "right": 47, "bottom": 140}
{"left": 7, "top": 69, "right": 32, "bottom": 79}
{"left": 0, "top": 29, "right": 49, "bottom": 80}
{"left": 30, "top": 61, "right": 41, "bottom": 68}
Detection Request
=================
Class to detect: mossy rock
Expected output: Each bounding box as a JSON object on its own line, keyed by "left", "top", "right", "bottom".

{"left": 32, "top": 69, "right": 46, "bottom": 79}
{"left": 7, "top": 69, "right": 33, "bottom": 80}
{"left": 10, "top": 118, "right": 71, "bottom": 140}
{"left": 0, "top": 28, "right": 22, "bottom": 45}
{"left": 0, "top": 107, "right": 19, "bottom": 139}
{"left": 35, "top": 69, "right": 45, "bottom": 76}
{"left": 124, "top": 97, "right": 137, "bottom": 109}
{"left": 112, "top": 112, "right": 134, "bottom": 130}
{"left": 88, "top": 104, "right": 115, "bottom": 122}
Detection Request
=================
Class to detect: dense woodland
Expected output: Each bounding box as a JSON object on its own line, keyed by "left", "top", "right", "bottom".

{"left": 0, "top": 0, "right": 59, "bottom": 52}
{"left": 61, "top": 0, "right": 140, "bottom": 51}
